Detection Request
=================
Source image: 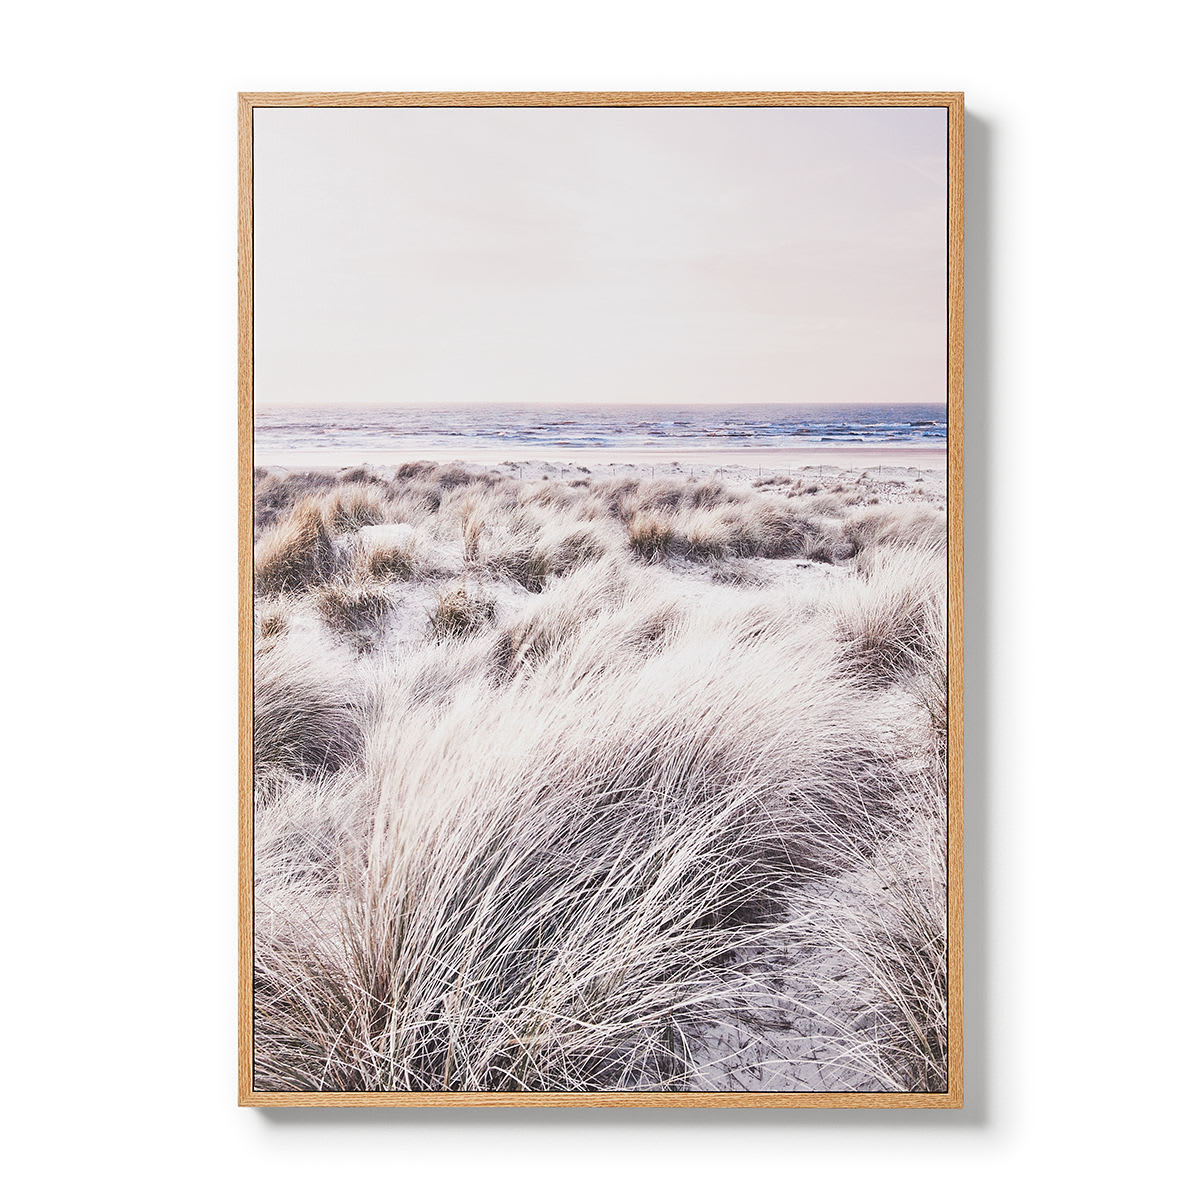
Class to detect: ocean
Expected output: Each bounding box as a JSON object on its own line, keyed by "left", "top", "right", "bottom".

{"left": 255, "top": 403, "right": 947, "bottom": 461}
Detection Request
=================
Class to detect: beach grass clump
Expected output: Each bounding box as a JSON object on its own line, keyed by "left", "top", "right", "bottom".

{"left": 320, "top": 484, "right": 385, "bottom": 534}
{"left": 253, "top": 770, "right": 366, "bottom": 901}
{"left": 796, "top": 492, "right": 846, "bottom": 518}
{"left": 492, "top": 561, "right": 633, "bottom": 676}
{"left": 844, "top": 504, "right": 946, "bottom": 558}
{"left": 637, "top": 479, "right": 690, "bottom": 512}
{"left": 485, "top": 516, "right": 618, "bottom": 592}
{"left": 254, "top": 471, "right": 338, "bottom": 532}
{"left": 393, "top": 460, "right": 439, "bottom": 482}
{"left": 458, "top": 500, "right": 487, "bottom": 562}
{"left": 253, "top": 634, "right": 361, "bottom": 778}
{"left": 348, "top": 524, "right": 431, "bottom": 583}
{"left": 254, "top": 496, "right": 338, "bottom": 594}
{"left": 691, "top": 478, "right": 728, "bottom": 508}
{"left": 828, "top": 543, "right": 946, "bottom": 685}
{"left": 545, "top": 522, "right": 616, "bottom": 572}
{"left": 676, "top": 498, "right": 833, "bottom": 562}
{"left": 591, "top": 476, "right": 641, "bottom": 518}
{"left": 433, "top": 463, "right": 478, "bottom": 491}
{"left": 908, "top": 577, "right": 949, "bottom": 760}
{"left": 315, "top": 580, "right": 393, "bottom": 640}
{"left": 256, "top": 599, "right": 292, "bottom": 643}
{"left": 746, "top": 501, "right": 835, "bottom": 559}
{"left": 337, "top": 466, "right": 379, "bottom": 485}
{"left": 255, "top": 786, "right": 789, "bottom": 1091}
{"left": 677, "top": 508, "right": 733, "bottom": 559}
{"left": 614, "top": 488, "right": 852, "bottom": 564}
{"left": 627, "top": 510, "right": 680, "bottom": 560}
{"left": 488, "top": 542, "right": 554, "bottom": 592}
{"left": 428, "top": 584, "right": 496, "bottom": 641}
{"left": 357, "top": 541, "right": 420, "bottom": 581}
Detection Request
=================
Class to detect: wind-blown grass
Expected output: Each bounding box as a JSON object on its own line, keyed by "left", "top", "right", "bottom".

{"left": 784, "top": 771, "right": 948, "bottom": 1092}
{"left": 253, "top": 633, "right": 362, "bottom": 778}
{"left": 251, "top": 462, "right": 950, "bottom": 1091}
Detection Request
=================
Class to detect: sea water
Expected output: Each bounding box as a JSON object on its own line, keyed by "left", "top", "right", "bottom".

{"left": 256, "top": 403, "right": 947, "bottom": 459}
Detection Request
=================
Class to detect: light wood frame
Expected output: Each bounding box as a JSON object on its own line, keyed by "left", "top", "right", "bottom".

{"left": 238, "top": 91, "right": 965, "bottom": 1108}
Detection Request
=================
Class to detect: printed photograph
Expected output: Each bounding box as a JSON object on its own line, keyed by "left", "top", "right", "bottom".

{"left": 248, "top": 102, "right": 953, "bottom": 1094}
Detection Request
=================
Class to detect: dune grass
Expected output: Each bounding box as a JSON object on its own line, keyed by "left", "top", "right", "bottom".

{"left": 428, "top": 583, "right": 497, "bottom": 641}
{"left": 251, "top": 462, "right": 949, "bottom": 1092}
{"left": 784, "top": 770, "right": 949, "bottom": 1092}
{"left": 253, "top": 633, "right": 362, "bottom": 778}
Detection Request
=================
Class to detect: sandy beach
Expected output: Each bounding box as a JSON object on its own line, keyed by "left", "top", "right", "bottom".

{"left": 257, "top": 443, "right": 947, "bottom": 472}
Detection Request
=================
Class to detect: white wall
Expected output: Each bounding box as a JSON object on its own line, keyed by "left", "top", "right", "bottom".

{"left": 6, "top": 2, "right": 1194, "bottom": 1195}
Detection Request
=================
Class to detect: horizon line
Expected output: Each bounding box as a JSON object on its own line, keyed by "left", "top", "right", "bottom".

{"left": 256, "top": 399, "right": 949, "bottom": 410}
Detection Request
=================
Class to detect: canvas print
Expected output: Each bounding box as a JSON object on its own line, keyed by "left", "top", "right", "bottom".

{"left": 246, "top": 98, "right": 958, "bottom": 1099}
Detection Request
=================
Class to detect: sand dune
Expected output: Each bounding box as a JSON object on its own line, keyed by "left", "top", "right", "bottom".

{"left": 251, "top": 459, "right": 949, "bottom": 1093}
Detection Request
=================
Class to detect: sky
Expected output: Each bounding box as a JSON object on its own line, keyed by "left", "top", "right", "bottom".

{"left": 253, "top": 105, "right": 947, "bottom": 408}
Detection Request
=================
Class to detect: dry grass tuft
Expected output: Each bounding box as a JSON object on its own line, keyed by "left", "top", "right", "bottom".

{"left": 349, "top": 525, "right": 429, "bottom": 583}
{"left": 315, "top": 581, "right": 393, "bottom": 641}
{"left": 394, "top": 460, "right": 438, "bottom": 481}
{"left": 253, "top": 635, "right": 361, "bottom": 778}
{"left": 627, "top": 511, "right": 680, "bottom": 560}
{"left": 830, "top": 543, "right": 946, "bottom": 686}
{"left": 257, "top": 600, "right": 291, "bottom": 642}
{"left": 254, "top": 497, "right": 337, "bottom": 594}
{"left": 428, "top": 584, "right": 497, "bottom": 641}
{"left": 321, "top": 485, "right": 385, "bottom": 534}
{"left": 254, "top": 471, "right": 337, "bottom": 531}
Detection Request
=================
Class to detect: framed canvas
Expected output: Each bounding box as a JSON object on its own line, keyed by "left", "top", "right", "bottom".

{"left": 238, "top": 91, "right": 964, "bottom": 1108}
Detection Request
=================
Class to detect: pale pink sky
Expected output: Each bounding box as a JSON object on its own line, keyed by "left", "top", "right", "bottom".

{"left": 254, "top": 106, "right": 947, "bottom": 408}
